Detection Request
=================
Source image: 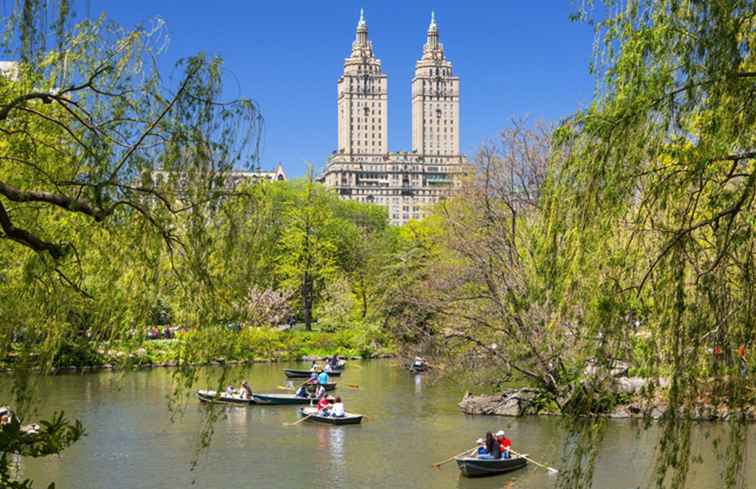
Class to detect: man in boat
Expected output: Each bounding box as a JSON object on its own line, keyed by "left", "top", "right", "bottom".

{"left": 495, "top": 430, "right": 512, "bottom": 459}
{"left": 329, "top": 354, "right": 340, "bottom": 369}
{"left": 323, "top": 362, "right": 333, "bottom": 374}
{"left": 309, "top": 360, "right": 318, "bottom": 372}
{"left": 317, "top": 369, "right": 329, "bottom": 386}
{"left": 225, "top": 385, "right": 235, "bottom": 397}
{"left": 412, "top": 356, "right": 425, "bottom": 368}
{"left": 240, "top": 381, "right": 253, "bottom": 400}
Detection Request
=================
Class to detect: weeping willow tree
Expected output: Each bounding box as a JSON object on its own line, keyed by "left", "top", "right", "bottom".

{"left": 0, "top": 1, "right": 261, "bottom": 486}
{"left": 544, "top": 0, "right": 754, "bottom": 487}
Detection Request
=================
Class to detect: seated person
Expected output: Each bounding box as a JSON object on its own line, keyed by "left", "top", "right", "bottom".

{"left": 225, "top": 385, "right": 235, "bottom": 396}
{"left": 315, "top": 384, "right": 327, "bottom": 399}
{"left": 331, "top": 396, "right": 345, "bottom": 417}
{"left": 240, "top": 381, "right": 253, "bottom": 400}
{"left": 496, "top": 430, "right": 512, "bottom": 459}
{"left": 317, "top": 370, "right": 329, "bottom": 385}
{"left": 316, "top": 396, "right": 331, "bottom": 415}
{"left": 475, "top": 438, "right": 493, "bottom": 459}
{"left": 323, "top": 362, "right": 333, "bottom": 373}
{"left": 295, "top": 384, "right": 308, "bottom": 398}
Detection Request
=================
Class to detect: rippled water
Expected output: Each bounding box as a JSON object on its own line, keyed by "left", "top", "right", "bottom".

{"left": 9, "top": 360, "right": 754, "bottom": 488}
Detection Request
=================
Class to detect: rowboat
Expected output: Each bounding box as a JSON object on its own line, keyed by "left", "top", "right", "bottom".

{"left": 284, "top": 368, "right": 342, "bottom": 378}
{"left": 197, "top": 389, "right": 255, "bottom": 405}
{"left": 251, "top": 393, "right": 318, "bottom": 405}
{"left": 300, "top": 382, "right": 337, "bottom": 392}
{"left": 299, "top": 407, "right": 363, "bottom": 425}
{"left": 409, "top": 364, "right": 428, "bottom": 373}
{"left": 455, "top": 455, "right": 527, "bottom": 478}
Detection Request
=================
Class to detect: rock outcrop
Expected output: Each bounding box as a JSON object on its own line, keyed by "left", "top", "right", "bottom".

{"left": 459, "top": 388, "right": 541, "bottom": 417}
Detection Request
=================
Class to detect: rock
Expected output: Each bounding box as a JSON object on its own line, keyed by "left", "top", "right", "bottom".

{"left": 459, "top": 388, "right": 541, "bottom": 417}
{"left": 610, "top": 361, "right": 630, "bottom": 377}
{"left": 609, "top": 406, "right": 631, "bottom": 418}
{"left": 614, "top": 376, "right": 648, "bottom": 394}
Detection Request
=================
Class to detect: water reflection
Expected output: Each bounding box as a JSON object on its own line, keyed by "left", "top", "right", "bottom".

{"left": 414, "top": 373, "right": 423, "bottom": 394}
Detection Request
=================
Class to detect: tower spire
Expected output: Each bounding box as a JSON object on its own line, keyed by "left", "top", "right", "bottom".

{"left": 429, "top": 11, "right": 437, "bottom": 32}
{"left": 357, "top": 8, "right": 366, "bottom": 30}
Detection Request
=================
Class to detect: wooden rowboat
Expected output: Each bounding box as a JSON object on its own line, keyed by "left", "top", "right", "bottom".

{"left": 197, "top": 389, "right": 255, "bottom": 405}
{"left": 455, "top": 455, "right": 527, "bottom": 478}
{"left": 299, "top": 407, "right": 363, "bottom": 425}
{"left": 284, "top": 369, "right": 342, "bottom": 378}
{"left": 251, "top": 393, "right": 317, "bottom": 405}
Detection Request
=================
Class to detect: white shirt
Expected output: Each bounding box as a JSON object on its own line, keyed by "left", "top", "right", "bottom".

{"left": 332, "top": 402, "right": 345, "bottom": 417}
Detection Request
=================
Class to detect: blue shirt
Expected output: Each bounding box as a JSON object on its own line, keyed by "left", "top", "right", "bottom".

{"left": 317, "top": 371, "right": 329, "bottom": 385}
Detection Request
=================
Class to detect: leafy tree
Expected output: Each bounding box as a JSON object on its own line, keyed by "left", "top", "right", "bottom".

{"left": 275, "top": 169, "right": 337, "bottom": 330}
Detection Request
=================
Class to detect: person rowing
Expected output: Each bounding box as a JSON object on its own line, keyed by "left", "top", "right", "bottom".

{"left": 317, "top": 369, "right": 329, "bottom": 386}
{"left": 240, "top": 381, "right": 253, "bottom": 400}
{"left": 496, "top": 430, "right": 512, "bottom": 459}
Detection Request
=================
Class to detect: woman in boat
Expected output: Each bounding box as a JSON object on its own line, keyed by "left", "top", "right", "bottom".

{"left": 331, "top": 396, "right": 345, "bottom": 418}
{"left": 323, "top": 362, "right": 333, "bottom": 373}
{"left": 481, "top": 432, "right": 497, "bottom": 459}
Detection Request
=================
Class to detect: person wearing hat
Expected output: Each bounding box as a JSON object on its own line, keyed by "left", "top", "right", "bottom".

{"left": 475, "top": 438, "right": 492, "bottom": 459}
{"left": 496, "top": 430, "right": 512, "bottom": 459}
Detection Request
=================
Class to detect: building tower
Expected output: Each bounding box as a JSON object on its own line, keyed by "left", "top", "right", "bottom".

{"left": 411, "top": 12, "right": 460, "bottom": 156}
{"left": 337, "top": 9, "right": 388, "bottom": 155}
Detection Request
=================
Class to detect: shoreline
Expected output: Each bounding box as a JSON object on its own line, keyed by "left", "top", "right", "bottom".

{"left": 459, "top": 388, "right": 756, "bottom": 422}
{"left": 0, "top": 353, "right": 398, "bottom": 375}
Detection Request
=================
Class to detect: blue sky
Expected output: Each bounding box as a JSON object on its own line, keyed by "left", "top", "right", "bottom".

{"left": 92, "top": 1, "right": 598, "bottom": 177}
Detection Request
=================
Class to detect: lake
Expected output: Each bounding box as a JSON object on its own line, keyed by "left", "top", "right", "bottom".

{"left": 12, "top": 360, "right": 754, "bottom": 488}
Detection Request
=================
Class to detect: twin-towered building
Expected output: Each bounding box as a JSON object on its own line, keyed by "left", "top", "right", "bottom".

{"left": 321, "top": 10, "right": 469, "bottom": 225}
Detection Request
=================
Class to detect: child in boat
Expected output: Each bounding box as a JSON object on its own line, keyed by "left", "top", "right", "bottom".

{"left": 316, "top": 396, "right": 331, "bottom": 414}
{"left": 475, "top": 438, "right": 492, "bottom": 459}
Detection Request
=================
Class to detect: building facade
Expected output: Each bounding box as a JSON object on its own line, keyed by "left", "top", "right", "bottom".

{"left": 321, "top": 11, "right": 469, "bottom": 225}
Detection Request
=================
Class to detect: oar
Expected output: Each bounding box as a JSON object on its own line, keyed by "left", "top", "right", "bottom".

{"left": 283, "top": 412, "right": 314, "bottom": 427}
{"left": 344, "top": 383, "right": 360, "bottom": 389}
{"left": 431, "top": 447, "right": 477, "bottom": 469}
{"left": 510, "top": 449, "right": 558, "bottom": 474}
{"left": 277, "top": 385, "right": 293, "bottom": 390}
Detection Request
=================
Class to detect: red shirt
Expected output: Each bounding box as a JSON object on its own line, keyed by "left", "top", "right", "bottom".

{"left": 499, "top": 437, "right": 512, "bottom": 451}
{"left": 317, "top": 398, "right": 330, "bottom": 411}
